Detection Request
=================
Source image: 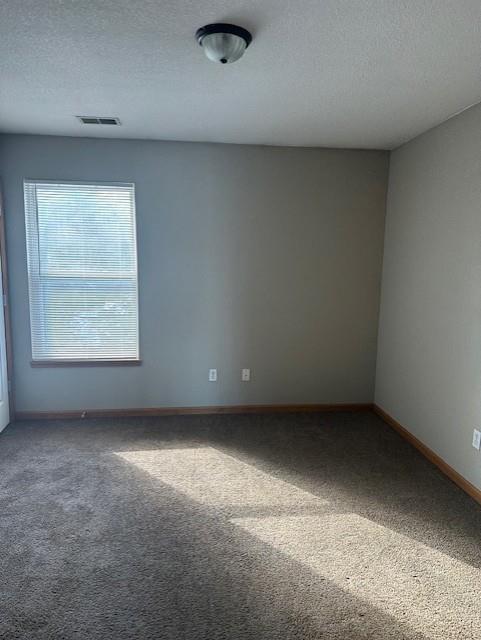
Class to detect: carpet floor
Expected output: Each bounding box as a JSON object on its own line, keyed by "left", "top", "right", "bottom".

{"left": 0, "top": 411, "right": 480, "bottom": 639}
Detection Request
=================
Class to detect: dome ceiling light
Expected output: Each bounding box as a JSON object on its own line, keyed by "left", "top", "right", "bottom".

{"left": 195, "top": 23, "right": 252, "bottom": 64}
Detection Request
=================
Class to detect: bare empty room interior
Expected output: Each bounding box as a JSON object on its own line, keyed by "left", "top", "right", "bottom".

{"left": 1, "top": 2, "right": 481, "bottom": 639}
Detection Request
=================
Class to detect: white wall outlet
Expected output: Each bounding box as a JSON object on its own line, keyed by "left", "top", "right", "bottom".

{"left": 241, "top": 368, "right": 250, "bottom": 381}
{"left": 208, "top": 368, "right": 217, "bottom": 382}
{"left": 472, "top": 429, "right": 481, "bottom": 451}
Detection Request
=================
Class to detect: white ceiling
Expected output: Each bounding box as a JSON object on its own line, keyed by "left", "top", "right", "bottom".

{"left": 1, "top": 1, "right": 481, "bottom": 150}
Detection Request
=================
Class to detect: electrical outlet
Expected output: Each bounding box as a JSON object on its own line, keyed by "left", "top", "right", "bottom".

{"left": 241, "top": 368, "right": 250, "bottom": 381}
{"left": 208, "top": 368, "right": 217, "bottom": 382}
{"left": 473, "top": 429, "right": 481, "bottom": 451}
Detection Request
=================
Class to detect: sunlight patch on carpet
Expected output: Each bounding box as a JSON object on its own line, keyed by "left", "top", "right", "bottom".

{"left": 115, "top": 447, "right": 327, "bottom": 509}
{"left": 231, "top": 513, "right": 480, "bottom": 640}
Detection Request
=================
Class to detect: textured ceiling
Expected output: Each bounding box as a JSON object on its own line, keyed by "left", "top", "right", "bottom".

{"left": 1, "top": 1, "right": 481, "bottom": 149}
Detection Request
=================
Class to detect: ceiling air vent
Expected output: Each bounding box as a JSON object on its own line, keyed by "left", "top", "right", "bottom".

{"left": 77, "top": 116, "right": 121, "bottom": 125}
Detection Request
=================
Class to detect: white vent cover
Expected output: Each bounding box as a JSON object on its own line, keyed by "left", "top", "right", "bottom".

{"left": 77, "top": 116, "right": 121, "bottom": 125}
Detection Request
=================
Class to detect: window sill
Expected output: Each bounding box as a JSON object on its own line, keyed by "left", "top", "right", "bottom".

{"left": 31, "top": 359, "right": 142, "bottom": 368}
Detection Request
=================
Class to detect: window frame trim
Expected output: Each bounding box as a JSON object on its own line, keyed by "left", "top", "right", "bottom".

{"left": 24, "top": 178, "right": 141, "bottom": 365}
{"left": 31, "top": 359, "right": 142, "bottom": 367}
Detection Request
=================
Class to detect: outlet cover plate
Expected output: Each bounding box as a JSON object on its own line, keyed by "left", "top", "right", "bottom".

{"left": 473, "top": 429, "right": 481, "bottom": 451}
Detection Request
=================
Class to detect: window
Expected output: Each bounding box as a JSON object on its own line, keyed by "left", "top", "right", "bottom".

{"left": 24, "top": 181, "right": 139, "bottom": 363}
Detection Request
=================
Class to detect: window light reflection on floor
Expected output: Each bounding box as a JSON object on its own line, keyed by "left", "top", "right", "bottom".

{"left": 115, "top": 447, "right": 327, "bottom": 509}
{"left": 115, "top": 446, "right": 480, "bottom": 639}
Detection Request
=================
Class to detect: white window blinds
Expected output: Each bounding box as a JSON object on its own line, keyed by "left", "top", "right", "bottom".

{"left": 24, "top": 181, "right": 139, "bottom": 362}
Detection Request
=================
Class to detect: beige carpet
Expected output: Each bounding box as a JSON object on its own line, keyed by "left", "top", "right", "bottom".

{"left": 0, "top": 411, "right": 480, "bottom": 639}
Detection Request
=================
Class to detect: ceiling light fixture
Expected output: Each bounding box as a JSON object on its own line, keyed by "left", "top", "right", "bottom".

{"left": 195, "top": 23, "right": 252, "bottom": 64}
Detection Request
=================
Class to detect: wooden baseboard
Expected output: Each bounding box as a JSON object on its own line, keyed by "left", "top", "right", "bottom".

{"left": 373, "top": 404, "right": 481, "bottom": 507}
{"left": 14, "top": 402, "right": 373, "bottom": 421}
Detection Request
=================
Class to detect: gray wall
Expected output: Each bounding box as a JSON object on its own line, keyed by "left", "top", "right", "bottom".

{"left": 0, "top": 135, "right": 388, "bottom": 412}
{"left": 376, "top": 102, "right": 481, "bottom": 491}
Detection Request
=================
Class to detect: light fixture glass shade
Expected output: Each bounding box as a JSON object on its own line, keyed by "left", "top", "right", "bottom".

{"left": 201, "top": 32, "right": 247, "bottom": 64}
{"left": 196, "top": 24, "right": 252, "bottom": 64}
